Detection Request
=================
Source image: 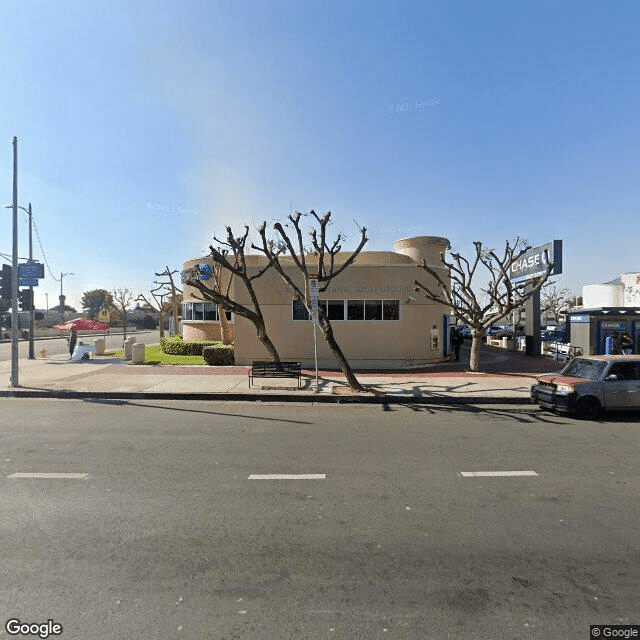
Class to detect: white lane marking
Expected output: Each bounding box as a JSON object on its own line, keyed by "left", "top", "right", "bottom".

{"left": 460, "top": 471, "right": 538, "bottom": 477}
{"left": 8, "top": 472, "right": 89, "bottom": 479}
{"left": 248, "top": 474, "right": 326, "bottom": 480}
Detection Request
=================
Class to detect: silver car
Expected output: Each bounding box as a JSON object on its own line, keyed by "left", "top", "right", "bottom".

{"left": 530, "top": 355, "right": 640, "bottom": 419}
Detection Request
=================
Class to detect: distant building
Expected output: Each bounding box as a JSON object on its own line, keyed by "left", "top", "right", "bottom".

{"left": 583, "top": 273, "right": 640, "bottom": 308}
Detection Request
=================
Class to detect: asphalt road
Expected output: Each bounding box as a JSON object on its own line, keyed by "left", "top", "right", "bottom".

{"left": 0, "top": 329, "right": 157, "bottom": 360}
{"left": 0, "top": 400, "right": 638, "bottom": 640}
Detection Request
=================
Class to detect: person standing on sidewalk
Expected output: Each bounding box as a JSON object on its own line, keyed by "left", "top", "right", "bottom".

{"left": 68, "top": 329, "right": 78, "bottom": 358}
{"left": 451, "top": 328, "right": 464, "bottom": 361}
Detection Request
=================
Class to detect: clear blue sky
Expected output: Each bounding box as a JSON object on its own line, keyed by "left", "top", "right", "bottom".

{"left": 1, "top": 0, "right": 639, "bottom": 310}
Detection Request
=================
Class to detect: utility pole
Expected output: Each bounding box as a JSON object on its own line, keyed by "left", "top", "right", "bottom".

{"left": 27, "top": 203, "right": 34, "bottom": 359}
{"left": 11, "top": 137, "right": 19, "bottom": 387}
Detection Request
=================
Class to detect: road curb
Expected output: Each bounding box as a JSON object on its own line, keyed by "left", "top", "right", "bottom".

{"left": 0, "top": 389, "right": 534, "bottom": 405}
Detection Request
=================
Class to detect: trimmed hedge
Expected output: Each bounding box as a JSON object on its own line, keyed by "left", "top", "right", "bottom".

{"left": 203, "top": 344, "right": 235, "bottom": 366}
{"left": 160, "top": 336, "right": 220, "bottom": 356}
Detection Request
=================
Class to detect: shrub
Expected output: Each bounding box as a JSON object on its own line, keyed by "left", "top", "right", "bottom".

{"left": 160, "top": 336, "right": 220, "bottom": 356}
{"left": 203, "top": 344, "right": 235, "bottom": 366}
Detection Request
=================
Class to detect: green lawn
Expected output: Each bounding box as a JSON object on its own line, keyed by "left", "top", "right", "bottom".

{"left": 113, "top": 343, "right": 205, "bottom": 365}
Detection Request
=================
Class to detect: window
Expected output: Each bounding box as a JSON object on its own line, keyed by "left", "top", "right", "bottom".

{"left": 292, "top": 299, "right": 400, "bottom": 321}
{"left": 181, "top": 302, "right": 231, "bottom": 322}
{"left": 365, "top": 300, "right": 383, "bottom": 320}
{"left": 347, "top": 300, "right": 364, "bottom": 320}
{"left": 327, "top": 300, "right": 345, "bottom": 320}
{"left": 292, "top": 299, "right": 310, "bottom": 320}
{"left": 203, "top": 303, "right": 217, "bottom": 321}
{"left": 383, "top": 300, "right": 400, "bottom": 320}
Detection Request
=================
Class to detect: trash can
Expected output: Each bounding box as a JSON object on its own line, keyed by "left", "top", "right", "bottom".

{"left": 123, "top": 336, "right": 136, "bottom": 360}
{"left": 94, "top": 338, "right": 105, "bottom": 355}
{"left": 131, "top": 342, "right": 145, "bottom": 364}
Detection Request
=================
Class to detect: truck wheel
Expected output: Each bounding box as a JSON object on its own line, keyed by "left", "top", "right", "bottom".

{"left": 575, "top": 396, "right": 600, "bottom": 420}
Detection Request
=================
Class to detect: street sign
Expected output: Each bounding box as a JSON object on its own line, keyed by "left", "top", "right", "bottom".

{"left": 18, "top": 263, "right": 44, "bottom": 279}
{"left": 309, "top": 278, "right": 319, "bottom": 312}
{"left": 19, "top": 278, "right": 38, "bottom": 287}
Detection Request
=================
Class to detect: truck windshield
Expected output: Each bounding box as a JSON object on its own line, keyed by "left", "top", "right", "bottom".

{"left": 561, "top": 358, "right": 607, "bottom": 381}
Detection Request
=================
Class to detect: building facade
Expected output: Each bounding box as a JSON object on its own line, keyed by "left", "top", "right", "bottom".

{"left": 182, "top": 236, "right": 452, "bottom": 369}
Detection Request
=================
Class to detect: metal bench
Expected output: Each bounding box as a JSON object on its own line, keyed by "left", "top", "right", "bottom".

{"left": 249, "top": 361, "right": 302, "bottom": 388}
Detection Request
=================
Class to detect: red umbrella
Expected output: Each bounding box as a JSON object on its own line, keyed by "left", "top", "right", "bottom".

{"left": 55, "top": 318, "right": 109, "bottom": 331}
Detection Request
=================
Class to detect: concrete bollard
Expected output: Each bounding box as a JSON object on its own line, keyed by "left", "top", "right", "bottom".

{"left": 94, "top": 338, "right": 105, "bottom": 355}
{"left": 131, "top": 342, "right": 145, "bottom": 364}
{"left": 123, "top": 336, "right": 137, "bottom": 360}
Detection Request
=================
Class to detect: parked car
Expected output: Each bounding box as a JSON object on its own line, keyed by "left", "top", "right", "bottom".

{"left": 457, "top": 324, "right": 471, "bottom": 338}
{"left": 541, "top": 328, "right": 567, "bottom": 343}
{"left": 485, "top": 325, "right": 508, "bottom": 336}
{"left": 530, "top": 355, "right": 640, "bottom": 419}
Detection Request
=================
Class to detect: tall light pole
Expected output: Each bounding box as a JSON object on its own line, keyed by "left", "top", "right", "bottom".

{"left": 11, "top": 137, "right": 19, "bottom": 387}
{"left": 59, "top": 272, "right": 73, "bottom": 323}
{"left": 6, "top": 203, "right": 36, "bottom": 359}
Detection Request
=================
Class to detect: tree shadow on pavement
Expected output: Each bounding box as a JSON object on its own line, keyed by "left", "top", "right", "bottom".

{"left": 379, "top": 402, "right": 572, "bottom": 425}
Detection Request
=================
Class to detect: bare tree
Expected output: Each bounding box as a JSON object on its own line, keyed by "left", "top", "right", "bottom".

{"left": 253, "top": 210, "right": 368, "bottom": 391}
{"left": 414, "top": 239, "right": 553, "bottom": 371}
{"left": 138, "top": 268, "right": 183, "bottom": 339}
{"left": 182, "top": 226, "right": 283, "bottom": 361}
{"left": 202, "top": 260, "right": 234, "bottom": 344}
{"left": 112, "top": 288, "right": 135, "bottom": 343}
{"left": 541, "top": 282, "right": 570, "bottom": 325}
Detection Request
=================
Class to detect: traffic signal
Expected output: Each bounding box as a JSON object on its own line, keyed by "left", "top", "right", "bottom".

{"left": 18, "top": 289, "right": 34, "bottom": 311}
{"left": 0, "top": 264, "right": 11, "bottom": 300}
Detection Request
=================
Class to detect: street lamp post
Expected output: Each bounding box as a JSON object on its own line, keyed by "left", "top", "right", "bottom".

{"left": 6, "top": 203, "right": 36, "bottom": 359}
{"left": 11, "top": 137, "right": 19, "bottom": 387}
{"left": 59, "top": 272, "right": 73, "bottom": 323}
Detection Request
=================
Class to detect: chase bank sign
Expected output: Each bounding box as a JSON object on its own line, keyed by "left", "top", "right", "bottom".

{"left": 509, "top": 240, "right": 563, "bottom": 284}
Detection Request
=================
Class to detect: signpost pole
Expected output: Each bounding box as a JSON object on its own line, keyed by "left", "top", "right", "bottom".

{"left": 309, "top": 277, "right": 320, "bottom": 394}
{"left": 313, "top": 319, "right": 319, "bottom": 392}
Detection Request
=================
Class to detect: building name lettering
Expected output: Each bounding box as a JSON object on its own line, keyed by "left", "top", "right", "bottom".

{"left": 511, "top": 253, "right": 546, "bottom": 274}
{"left": 281, "top": 285, "right": 410, "bottom": 294}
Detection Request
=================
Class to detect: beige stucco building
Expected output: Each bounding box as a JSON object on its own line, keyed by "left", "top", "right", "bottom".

{"left": 182, "top": 236, "right": 452, "bottom": 369}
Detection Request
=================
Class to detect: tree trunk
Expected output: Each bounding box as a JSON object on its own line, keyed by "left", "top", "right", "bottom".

{"left": 256, "top": 318, "right": 281, "bottom": 361}
{"left": 219, "top": 305, "right": 233, "bottom": 344}
{"left": 469, "top": 331, "right": 483, "bottom": 372}
{"left": 158, "top": 312, "right": 165, "bottom": 340}
{"left": 318, "top": 316, "right": 364, "bottom": 392}
{"left": 172, "top": 302, "right": 179, "bottom": 337}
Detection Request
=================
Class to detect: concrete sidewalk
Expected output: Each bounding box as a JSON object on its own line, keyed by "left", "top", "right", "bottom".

{"left": 0, "top": 344, "right": 564, "bottom": 404}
